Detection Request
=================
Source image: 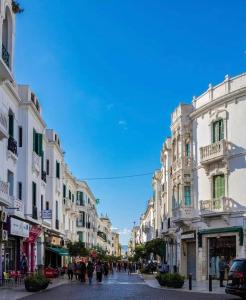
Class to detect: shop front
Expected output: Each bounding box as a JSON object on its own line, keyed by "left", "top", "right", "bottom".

{"left": 197, "top": 226, "right": 243, "bottom": 281}
{"left": 44, "top": 232, "right": 67, "bottom": 268}
{"left": 180, "top": 231, "right": 197, "bottom": 279}
{"left": 22, "top": 225, "right": 42, "bottom": 272}
{"left": 3, "top": 217, "right": 29, "bottom": 273}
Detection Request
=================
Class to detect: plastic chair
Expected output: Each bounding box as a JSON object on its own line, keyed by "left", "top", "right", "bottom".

{"left": 3, "top": 272, "right": 15, "bottom": 287}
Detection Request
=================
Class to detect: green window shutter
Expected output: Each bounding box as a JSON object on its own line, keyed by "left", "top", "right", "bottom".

{"left": 35, "top": 132, "right": 39, "bottom": 154}
{"left": 213, "top": 120, "right": 224, "bottom": 143}
{"left": 38, "top": 133, "right": 43, "bottom": 156}
{"left": 33, "top": 129, "right": 36, "bottom": 151}
{"left": 213, "top": 175, "right": 225, "bottom": 198}
{"left": 184, "top": 186, "right": 191, "bottom": 206}
{"left": 56, "top": 161, "right": 60, "bottom": 178}
{"left": 220, "top": 120, "right": 224, "bottom": 140}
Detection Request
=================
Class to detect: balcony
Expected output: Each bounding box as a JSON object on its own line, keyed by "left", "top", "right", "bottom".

{"left": 0, "top": 109, "right": 8, "bottom": 140}
{"left": 63, "top": 198, "right": 72, "bottom": 210}
{"left": 172, "top": 158, "right": 182, "bottom": 173}
{"left": 200, "top": 140, "right": 227, "bottom": 165}
{"left": 76, "top": 220, "right": 85, "bottom": 228}
{"left": 172, "top": 206, "right": 195, "bottom": 222}
{"left": 41, "top": 170, "right": 47, "bottom": 183}
{"left": 8, "top": 136, "right": 18, "bottom": 156}
{"left": 0, "top": 44, "right": 12, "bottom": 81}
{"left": 8, "top": 196, "right": 24, "bottom": 217}
{"left": 200, "top": 197, "right": 241, "bottom": 215}
{"left": 0, "top": 180, "right": 10, "bottom": 206}
{"left": 70, "top": 203, "right": 79, "bottom": 216}
{"left": 56, "top": 178, "right": 61, "bottom": 193}
{"left": 142, "top": 224, "right": 151, "bottom": 233}
{"left": 32, "top": 152, "right": 41, "bottom": 174}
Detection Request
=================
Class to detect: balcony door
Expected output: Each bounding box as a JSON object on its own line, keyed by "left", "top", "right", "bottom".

{"left": 213, "top": 174, "right": 225, "bottom": 199}
{"left": 212, "top": 119, "right": 224, "bottom": 143}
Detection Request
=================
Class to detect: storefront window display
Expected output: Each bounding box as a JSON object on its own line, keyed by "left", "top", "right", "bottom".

{"left": 209, "top": 236, "right": 236, "bottom": 279}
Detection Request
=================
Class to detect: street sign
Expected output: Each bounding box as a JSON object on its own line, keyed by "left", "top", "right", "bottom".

{"left": 42, "top": 209, "right": 52, "bottom": 219}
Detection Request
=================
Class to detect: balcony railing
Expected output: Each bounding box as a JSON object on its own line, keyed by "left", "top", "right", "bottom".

{"left": 200, "top": 197, "right": 238, "bottom": 213}
{"left": 32, "top": 152, "right": 41, "bottom": 174}
{"left": 63, "top": 198, "right": 71, "bottom": 210}
{"left": 200, "top": 140, "right": 227, "bottom": 164}
{"left": 0, "top": 109, "right": 8, "bottom": 140}
{"left": 8, "top": 136, "right": 18, "bottom": 156}
{"left": 41, "top": 170, "right": 47, "bottom": 182}
{"left": 2, "top": 44, "right": 10, "bottom": 67}
{"left": 172, "top": 206, "right": 194, "bottom": 221}
{"left": 8, "top": 196, "right": 24, "bottom": 216}
{"left": 76, "top": 220, "right": 85, "bottom": 227}
{"left": 0, "top": 180, "right": 9, "bottom": 206}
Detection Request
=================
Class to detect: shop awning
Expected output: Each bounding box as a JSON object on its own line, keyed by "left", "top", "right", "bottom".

{"left": 198, "top": 226, "right": 243, "bottom": 247}
{"left": 46, "top": 247, "right": 70, "bottom": 256}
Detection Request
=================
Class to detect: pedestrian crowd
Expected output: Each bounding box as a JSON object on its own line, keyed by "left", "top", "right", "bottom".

{"left": 66, "top": 260, "right": 139, "bottom": 284}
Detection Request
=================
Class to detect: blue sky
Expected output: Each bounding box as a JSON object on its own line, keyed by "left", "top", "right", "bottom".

{"left": 15, "top": 0, "right": 246, "bottom": 244}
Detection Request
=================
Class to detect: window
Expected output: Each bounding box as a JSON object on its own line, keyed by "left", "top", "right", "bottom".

{"left": 78, "top": 232, "right": 84, "bottom": 243}
{"left": 69, "top": 190, "right": 71, "bottom": 200}
{"left": 185, "top": 141, "right": 190, "bottom": 157}
{"left": 18, "top": 182, "right": 22, "bottom": 200}
{"left": 63, "top": 184, "right": 66, "bottom": 198}
{"left": 46, "top": 159, "right": 50, "bottom": 175}
{"left": 72, "top": 194, "right": 74, "bottom": 203}
{"left": 7, "top": 170, "right": 14, "bottom": 196}
{"left": 56, "top": 161, "right": 60, "bottom": 179}
{"left": 184, "top": 186, "right": 191, "bottom": 206}
{"left": 77, "top": 191, "right": 84, "bottom": 206}
{"left": 46, "top": 201, "right": 49, "bottom": 210}
{"left": 212, "top": 119, "right": 224, "bottom": 143}
{"left": 41, "top": 195, "right": 43, "bottom": 211}
{"left": 32, "top": 182, "right": 37, "bottom": 207}
{"left": 33, "top": 129, "right": 43, "bottom": 156}
{"left": 18, "top": 127, "right": 22, "bottom": 147}
{"left": 56, "top": 201, "right": 58, "bottom": 219}
{"left": 8, "top": 112, "right": 14, "bottom": 137}
{"left": 213, "top": 175, "right": 225, "bottom": 199}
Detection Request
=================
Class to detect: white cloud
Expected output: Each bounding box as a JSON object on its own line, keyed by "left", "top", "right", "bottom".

{"left": 118, "top": 120, "right": 128, "bottom": 130}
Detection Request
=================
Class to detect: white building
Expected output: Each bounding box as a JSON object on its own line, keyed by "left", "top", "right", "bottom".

{"left": 135, "top": 73, "right": 246, "bottom": 281}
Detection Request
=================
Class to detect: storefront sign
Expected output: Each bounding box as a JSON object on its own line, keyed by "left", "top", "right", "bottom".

{"left": 10, "top": 218, "right": 29, "bottom": 238}
{"left": 42, "top": 210, "right": 52, "bottom": 219}
{"left": 181, "top": 232, "right": 195, "bottom": 240}
{"left": 25, "top": 225, "right": 42, "bottom": 243}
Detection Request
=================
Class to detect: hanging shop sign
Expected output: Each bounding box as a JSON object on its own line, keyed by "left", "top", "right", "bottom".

{"left": 181, "top": 231, "right": 195, "bottom": 240}
{"left": 10, "top": 217, "right": 29, "bottom": 238}
{"left": 42, "top": 209, "right": 52, "bottom": 219}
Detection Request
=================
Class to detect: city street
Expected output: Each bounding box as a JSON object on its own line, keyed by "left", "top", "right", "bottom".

{"left": 21, "top": 273, "right": 237, "bottom": 300}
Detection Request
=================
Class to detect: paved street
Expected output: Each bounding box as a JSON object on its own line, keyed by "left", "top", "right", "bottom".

{"left": 20, "top": 272, "right": 238, "bottom": 300}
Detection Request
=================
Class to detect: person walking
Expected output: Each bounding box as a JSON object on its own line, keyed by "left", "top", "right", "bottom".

{"left": 67, "top": 261, "right": 73, "bottom": 280}
{"left": 87, "top": 260, "right": 94, "bottom": 285}
{"left": 219, "top": 256, "right": 227, "bottom": 287}
{"left": 80, "top": 261, "right": 87, "bottom": 283}
{"left": 96, "top": 260, "right": 103, "bottom": 283}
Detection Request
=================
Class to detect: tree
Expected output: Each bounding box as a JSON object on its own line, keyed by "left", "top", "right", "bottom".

{"left": 145, "top": 238, "right": 166, "bottom": 260}
{"left": 133, "top": 244, "right": 147, "bottom": 261}
{"left": 67, "top": 241, "right": 89, "bottom": 257}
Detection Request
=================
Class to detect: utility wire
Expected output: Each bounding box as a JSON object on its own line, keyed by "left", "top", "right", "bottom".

{"left": 46, "top": 171, "right": 155, "bottom": 181}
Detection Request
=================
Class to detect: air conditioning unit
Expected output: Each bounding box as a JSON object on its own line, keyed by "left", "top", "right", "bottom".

{"left": 0, "top": 210, "right": 7, "bottom": 223}
{"left": 0, "top": 229, "right": 8, "bottom": 241}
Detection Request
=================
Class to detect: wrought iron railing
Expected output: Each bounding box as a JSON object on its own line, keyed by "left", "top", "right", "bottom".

{"left": 8, "top": 136, "right": 18, "bottom": 156}
{"left": 2, "top": 44, "right": 10, "bottom": 67}
{"left": 41, "top": 170, "right": 47, "bottom": 182}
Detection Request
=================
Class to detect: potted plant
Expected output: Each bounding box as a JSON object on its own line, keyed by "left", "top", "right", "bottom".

{"left": 24, "top": 273, "right": 50, "bottom": 292}
{"left": 156, "top": 273, "right": 185, "bottom": 288}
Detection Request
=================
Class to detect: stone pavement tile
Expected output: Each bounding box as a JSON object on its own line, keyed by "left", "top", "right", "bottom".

{"left": 141, "top": 274, "right": 228, "bottom": 295}
{"left": 0, "top": 277, "right": 69, "bottom": 300}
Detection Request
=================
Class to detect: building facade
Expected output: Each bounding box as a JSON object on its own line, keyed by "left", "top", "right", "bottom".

{"left": 133, "top": 73, "right": 246, "bottom": 281}
{"left": 0, "top": 0, "right": 119, "bottom": 282}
